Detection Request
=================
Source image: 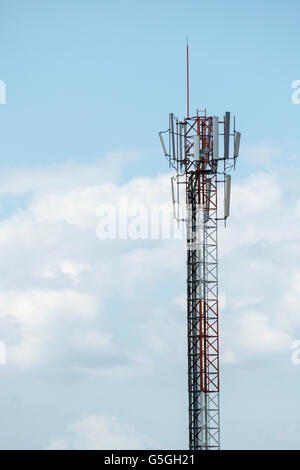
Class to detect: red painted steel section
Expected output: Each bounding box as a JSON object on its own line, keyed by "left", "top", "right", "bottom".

{"left": 185, "top": 114, "right": 220, "bottom": 395}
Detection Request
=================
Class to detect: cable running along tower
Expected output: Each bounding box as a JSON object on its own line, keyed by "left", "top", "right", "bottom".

{"left": 158, "top": 43, "right": 241, "bottom": 450}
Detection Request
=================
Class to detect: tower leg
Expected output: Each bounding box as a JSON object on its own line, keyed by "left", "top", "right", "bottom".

{"left": 187, "top": 171, "right": 220, "bottom": 450}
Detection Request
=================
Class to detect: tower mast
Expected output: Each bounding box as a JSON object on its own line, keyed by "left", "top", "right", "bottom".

{"left": 187, "top": 38, "right": 189, "bottom": 119}
{"left": 159, "top": 45, "right": 241, "bottom": 450}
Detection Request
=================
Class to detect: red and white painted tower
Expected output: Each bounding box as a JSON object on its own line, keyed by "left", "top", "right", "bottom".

{"left": 159, "top": 43, "right": 241, "bottom": 450}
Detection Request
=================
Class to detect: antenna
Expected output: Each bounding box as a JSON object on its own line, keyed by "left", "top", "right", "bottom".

{"left": 234, "top": 131, "right": 241, "bottom": 158}
{"left": 224, "top": 174, "right": 231, "bottom": 218}
{"left": 224, "top": 112, "right": 230, "bottom": 158}
{"left": 171, "top": 177, "right": 176, "bottom": 219}
{"left": 169, "top": 113, "right": 175, "bottom": 159}
{"left": 193, "top": 135, "right": 200, "bottom": 160}
{"left": 158, "top": 132, "right": 168, "bottom": 156}
{"left": 179, "top": 123, "right": 183, "bottom": 161}
{"left": 187, "top": 38, "right": 189, "bottom": 119}
{"left": 204, "top": 179, "right": 212, "bottom": 223}
{"left": 213, "top": 116, "right": 219, "bottom": 159}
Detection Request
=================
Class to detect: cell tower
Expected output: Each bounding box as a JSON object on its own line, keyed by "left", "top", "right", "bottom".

{"left": 158, "top": 43, "right": 241, "bottom": 450}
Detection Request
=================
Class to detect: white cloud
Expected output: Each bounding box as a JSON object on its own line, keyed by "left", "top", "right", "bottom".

{"left": 139, "top": 304, "right": 185, "bottom": 360}
{"left": 48, "top": 414, "right": 158, "bottom": 450}
{"left": 243, "top": 142, "right": 281, "bottom": 165}
{"left": 39, "top": 259, "right": 91, "bottom": 281}
{"left": 232, "top": 171, "right": 281, "bottom": 216}
{"left": 223, "top": 310, "right": 292, "bottom": 363}
{"left": 0, "top": 289, "right": 119, "bottom": 369}
{"left": 279, "top": 270, "right": 300, "bottom": 330}
{"left": 0, "top": 147, "right": 298, "bottom": 377}
{"left": 0, "top": 151, "right": 133, "bottom": 197}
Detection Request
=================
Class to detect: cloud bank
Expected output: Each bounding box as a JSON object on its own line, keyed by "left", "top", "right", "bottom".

{"left": 0, "top": 146, "right": 299, "bottom": 448}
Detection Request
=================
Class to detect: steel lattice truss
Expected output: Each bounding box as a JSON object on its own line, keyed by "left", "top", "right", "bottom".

{"left": 160, "top": 108, "right": 240, "bottom": 451}
{"left": 187, "top": 168, "right": 219, "bottom": 450}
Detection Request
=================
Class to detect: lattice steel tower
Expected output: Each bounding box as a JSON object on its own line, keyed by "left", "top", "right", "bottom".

{"left": 158, "top": 44, "right": 241, "bottom": 450}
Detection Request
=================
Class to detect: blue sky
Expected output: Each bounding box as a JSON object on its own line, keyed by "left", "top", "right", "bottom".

{"left": 1, "top": 0, "right": 300, "bottom": 171}
{"left": 0, "top": 0, "right": 299, "bottom": 450}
